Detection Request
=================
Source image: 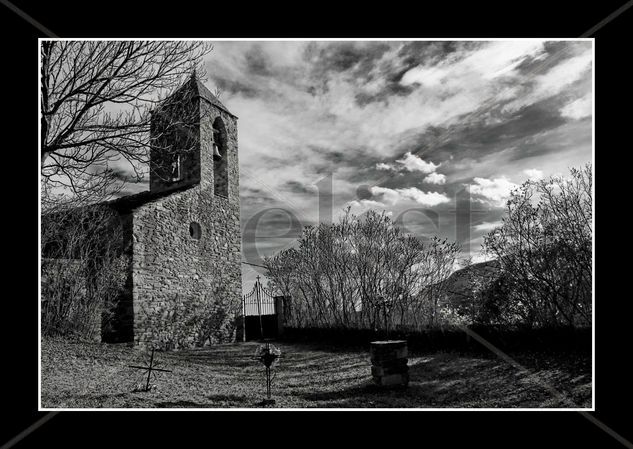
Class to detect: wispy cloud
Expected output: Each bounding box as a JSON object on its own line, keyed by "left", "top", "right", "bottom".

{"left": 376, "top": 162, "right": 394, "bottom": 171}
{"left": 401, "top": 40, "right": 545, "bottom": 87}
{"left": 473, "top": 221, "right": 503, "bottom": 232}
{"left": 560, "top": 94, "right": 592, "bottom": 120}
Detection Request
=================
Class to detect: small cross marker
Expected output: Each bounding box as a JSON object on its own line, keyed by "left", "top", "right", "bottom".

{"left": 128, "top": 348, "right": 172, "bottom": 392}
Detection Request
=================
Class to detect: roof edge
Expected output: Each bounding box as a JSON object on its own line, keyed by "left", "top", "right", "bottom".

{"left": 195, "top": 92, "right": 239, "bottom": 119}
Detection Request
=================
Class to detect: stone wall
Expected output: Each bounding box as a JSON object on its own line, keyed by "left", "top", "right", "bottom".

{"left": 132, "top": 186, "right": 241, "bottom": 348}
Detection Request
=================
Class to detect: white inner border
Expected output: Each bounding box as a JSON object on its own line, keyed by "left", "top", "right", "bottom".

{"left": 38, "top": 37, "right": 595, "bottom": 412}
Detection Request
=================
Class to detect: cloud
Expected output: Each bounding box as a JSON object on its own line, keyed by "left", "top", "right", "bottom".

{"left": 398, "top": 188, "right": 451, "bottom": 206}
{"left": 534, "top": 52, "right": 592, "bottom": 97}
{"left": 376, "top": 152, "right": 442, "bottom": 177}
{"left": 347, "top": 199, "right": 391, "bottom": 215}
{"left": 395, "top": 152, "right": 440, "bottom": 173}
{"left": 560, "top": 94, "right": 592, "bottom": 120}
{"left": 473, "top": 221, "right": 502, "bottom": 232}
{"left": 503, "top": 48, "right": 593, "bottom": 114}
{"left": 371, "top": 186, "right": 450, "bottom": 207}
{"left": 470, "top": 252, "right": 496, "bottom": 264}
{"left": 423, "top": 172, "right": 446, "bottom": 184}
{"left": 523, "top": 168, "right": 544, "bottom": 180}
{"left": 401, "top": 41, "right": 546, "bottom": 87}
{"left": 470, "top": 176, "right": 518, "bottom": 206}
{"left": 401, "top": 64, "right": 449, "bottom": 87}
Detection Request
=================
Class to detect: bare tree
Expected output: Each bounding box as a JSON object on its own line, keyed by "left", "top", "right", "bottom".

{"left": 265, "top": 209, "right": 460, "bottom": 331}
{"left": 482, "top": 164, "right": 592, "bottom": 328}
{"left": 40, "top": 40, "right": 213, "bottom": 207}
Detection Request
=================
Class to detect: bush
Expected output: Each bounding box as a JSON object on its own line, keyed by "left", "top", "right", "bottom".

{"left": 266, "top": 209, "right": 460, "bottom": 331}
{"left": 482, "top": 165, "right": 592, "bottom": 328}
{"left": 41, "top": 205, "right": 128, "bottom": 340}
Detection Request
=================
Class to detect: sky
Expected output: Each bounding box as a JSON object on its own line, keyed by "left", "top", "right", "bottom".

{"left": 119, "top": 40, "right": 594, "bottom": 291}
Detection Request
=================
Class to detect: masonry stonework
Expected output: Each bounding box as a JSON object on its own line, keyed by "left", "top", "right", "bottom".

{"left": 103, "top": 75, "right": 242, "bottom": 348}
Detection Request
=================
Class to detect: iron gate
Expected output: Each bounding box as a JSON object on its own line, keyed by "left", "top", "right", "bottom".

{"left": 241, "top": 276, "right": 281, "bottom": 341}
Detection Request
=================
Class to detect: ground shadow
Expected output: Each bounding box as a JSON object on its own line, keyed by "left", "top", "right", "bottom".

{"left": 155, "top": 400, "right": 206, "bottom": 408}
{"left": 296, "top": 353, "right": 573, "bottom": 408}
{"left": 206, "top": 393, "right": 250, "bottom": 404}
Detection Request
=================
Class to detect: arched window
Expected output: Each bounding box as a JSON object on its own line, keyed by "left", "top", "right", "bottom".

{"left": 170, "top": 154, "right": 182, "bottom": 182}
{"left": 212, "top": 117, "right": 228, "bottom": 197}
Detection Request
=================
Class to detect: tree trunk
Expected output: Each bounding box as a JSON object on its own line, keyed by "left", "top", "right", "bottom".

{"left": 40, "top": 41, "right": 53, "bottom": 166}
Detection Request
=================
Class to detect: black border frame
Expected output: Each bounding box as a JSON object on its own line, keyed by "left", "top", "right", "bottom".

{"left": 3, "top": 0, "right": 631, "bottom": 446}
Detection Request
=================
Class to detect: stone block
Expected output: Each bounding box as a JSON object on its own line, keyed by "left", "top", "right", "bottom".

{"left": 370, "top": 341, "right": 408, "bottom": 361}
{"left": 371, "top": 340, "right": 405, "bottom": 350}
{"left": 370, "top": 357, "right": 408, "bottom": 368}
{"left": 373, "top": 373, "right": 409, "bottom": 387}
{"left": 369, "top": 340, "right": 409, "bottom": 388}
{"left": 371, "top": 364, "right": 409, "bottom": 377}
{"left": 370, "top": 348, "right": 408, "bottom": 362}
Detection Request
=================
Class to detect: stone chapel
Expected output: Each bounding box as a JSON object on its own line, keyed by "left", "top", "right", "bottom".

{"left": 100, "top": 74, "right": 242, "bottom": 347}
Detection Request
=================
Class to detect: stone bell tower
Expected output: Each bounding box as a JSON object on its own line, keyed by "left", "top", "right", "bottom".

{"left": 149, "top": 73, "right": 239, "bottom": 201}
{"left": 125, "top": 73, "right": 242, "bottom": 348}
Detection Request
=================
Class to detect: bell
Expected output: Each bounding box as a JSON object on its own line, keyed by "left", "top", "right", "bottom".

{"left": 212, "top": 143, "right": 222, "bottom": 161}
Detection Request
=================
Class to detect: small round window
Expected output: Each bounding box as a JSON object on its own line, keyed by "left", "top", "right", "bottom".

{"left": 189, "top": 222, "right": 202, "bottom": 240}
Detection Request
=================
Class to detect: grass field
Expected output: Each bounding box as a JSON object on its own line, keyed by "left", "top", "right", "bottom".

{"left": 41, "top": 337, "right": 591, "bottom": 408}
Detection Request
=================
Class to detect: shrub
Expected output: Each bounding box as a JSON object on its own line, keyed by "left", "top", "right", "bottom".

{"left": 41, "top": 205, "right": 128, "bottom": 340}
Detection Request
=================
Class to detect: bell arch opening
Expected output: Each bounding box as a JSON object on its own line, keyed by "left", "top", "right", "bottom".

{"left": 212, "top": 117, "right": 228, "bottom": 198}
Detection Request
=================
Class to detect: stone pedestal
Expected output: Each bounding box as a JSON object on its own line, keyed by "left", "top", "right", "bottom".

{"left": 370, "top": 340, "right": 409, "bottom": 387}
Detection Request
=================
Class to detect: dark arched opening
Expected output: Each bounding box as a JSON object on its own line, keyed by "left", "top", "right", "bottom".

{"left": 212, "top": 117, "right": 228, "bottom": 197}
{"left": 189, "top": 222, "right": 202, "bottom": 240}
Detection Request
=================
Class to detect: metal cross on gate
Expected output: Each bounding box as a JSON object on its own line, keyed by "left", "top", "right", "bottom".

{"left": 128, "top": 348, "right": 172, "bottom": 392}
